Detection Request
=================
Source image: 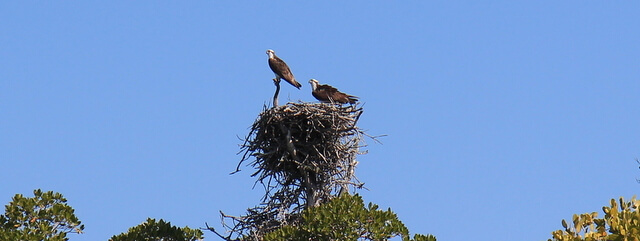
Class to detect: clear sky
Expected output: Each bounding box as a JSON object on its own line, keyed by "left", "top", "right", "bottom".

{"left": 1, "top": 1, "right": 639, "bottom": 240}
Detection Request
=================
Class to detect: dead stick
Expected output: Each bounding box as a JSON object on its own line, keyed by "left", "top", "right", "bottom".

{"left": 273, "top": 79, "right": 281, "bottom": 107}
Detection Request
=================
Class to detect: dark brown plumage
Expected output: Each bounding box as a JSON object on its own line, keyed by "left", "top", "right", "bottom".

{"left": 309, "top": 79, "right": 358, "bottom": 105}
{"left": 266, "top": 49, "right": 302, "bottom": 89}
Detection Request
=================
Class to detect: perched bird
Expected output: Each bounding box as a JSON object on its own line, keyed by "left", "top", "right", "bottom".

{"left": 308, "top": 79, "right": 358, "bottom": 105}
{"left": 266, "top": 49, "right": 302, "bottom": 89}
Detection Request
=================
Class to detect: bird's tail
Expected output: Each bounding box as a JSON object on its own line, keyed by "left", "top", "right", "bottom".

{"left": 348, "top": 95, "right": 359, "bottom": 104}
{"left": 292, "top": 79, "right": 302, "bottom": 89}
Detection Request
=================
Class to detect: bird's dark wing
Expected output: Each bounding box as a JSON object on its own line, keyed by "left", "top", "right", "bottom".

{"left": 312, "top": 88, "right": 331, "bottom": 102}
{"left": 317, "top": 84, "right": 359, "bottom": 104}
{"left": 318, "top": 84, "right": 339, "bottom": 93}
{"left": 269, "top": 57, "right": 301, "bottom": 89}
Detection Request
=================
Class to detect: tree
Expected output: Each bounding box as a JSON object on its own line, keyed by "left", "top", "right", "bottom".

{"left": 548, "top": 196, "right": 640, "bottom": 241}
{"left": 210, "top": 103, "right": 436, "bottom": 240}
{"left": 263, "top": 194, "right": 436, "bottom": 241}
{"left": 109, "top": 218, "right": 203, "bottom": 241}
{"left": 0, "top": 189, "right": 84, "bottom": 241}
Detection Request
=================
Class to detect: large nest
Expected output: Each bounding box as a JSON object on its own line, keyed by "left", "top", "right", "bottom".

{"left": 214, "top": 102, "right": 368, "bottom": 240}
{"left": 239, "top": 102, "right": 365, "bottom": 200}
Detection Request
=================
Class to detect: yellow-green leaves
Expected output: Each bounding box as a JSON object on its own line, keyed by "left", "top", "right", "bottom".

{"left": 549, "top": 196, "right": 640, "bottom": 241}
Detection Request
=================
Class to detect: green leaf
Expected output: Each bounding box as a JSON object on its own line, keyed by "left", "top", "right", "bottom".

{"left": 263, "top": 194, "right": 432, "bottom": 241}
{"left": 0, "top": 189, "right": 83, "bottom": 240}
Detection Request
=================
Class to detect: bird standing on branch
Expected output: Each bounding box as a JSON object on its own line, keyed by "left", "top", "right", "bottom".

{"left": 266, "top": 49, "right": 302, "bottom": 89}
{"left": 266, "top": 49, "right": 301, "bottom": 107}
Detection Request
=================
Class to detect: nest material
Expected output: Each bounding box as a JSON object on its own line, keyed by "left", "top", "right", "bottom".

{"left": 215, "top": 102, "right": 367, "bottom": 240}
{"left": 240, "top": 102, "right": 364, "bottom": 203}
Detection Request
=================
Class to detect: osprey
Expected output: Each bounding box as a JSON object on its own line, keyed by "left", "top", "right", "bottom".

{"left": 266, "top": 49, "right": 302, "bottom": 89}
{"left": 308, "top": 79, "right": 358, "bottom": 104}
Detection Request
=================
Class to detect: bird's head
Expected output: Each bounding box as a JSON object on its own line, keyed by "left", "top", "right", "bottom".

{"left": 266, "top": 49, "right": 275, "bottom": 58}
{"left": 309, "top": 79, "right": 319, "bottom": 89}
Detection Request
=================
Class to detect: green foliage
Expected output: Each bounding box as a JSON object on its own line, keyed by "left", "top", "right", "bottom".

{"left": 263, "top": 194, "right": 436, "bottom": 241}
{"left": 109, "top": 218, "right": 204, "bottom": 241}
{"left": 549, "top": 196, "right": 640, "bottom": 241}
{"left": 0, "top": 189, "right": 84, "bottom": 241}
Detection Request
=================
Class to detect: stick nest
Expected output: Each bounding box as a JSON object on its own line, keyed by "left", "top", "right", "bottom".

{"left": 217, "top": 102, "right": 367, "bottom": 240}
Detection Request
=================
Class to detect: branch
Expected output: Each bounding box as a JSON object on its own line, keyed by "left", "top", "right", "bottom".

{"left": 272, "top": 79, "right": 281, "bottom": 107}
{"left": 205, "top": 222, "right": 237, "bottom": 241}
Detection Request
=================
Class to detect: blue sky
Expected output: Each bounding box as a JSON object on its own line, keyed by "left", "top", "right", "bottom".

{"left": 1, "top": 1, "right": 639, "bottom": 240}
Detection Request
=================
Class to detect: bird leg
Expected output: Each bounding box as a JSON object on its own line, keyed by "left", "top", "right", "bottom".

{"left": 272, "top": 78, "right": 281, "bottom": 107}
